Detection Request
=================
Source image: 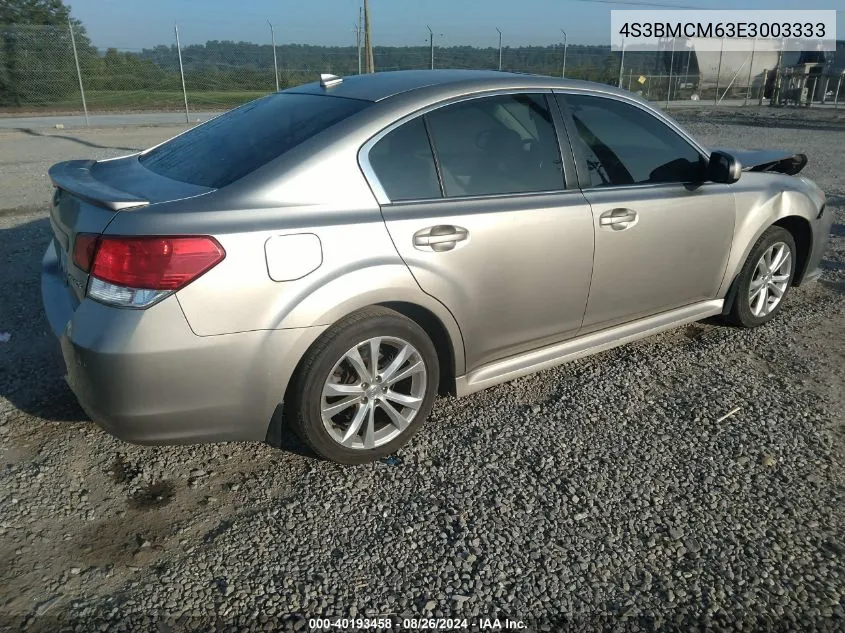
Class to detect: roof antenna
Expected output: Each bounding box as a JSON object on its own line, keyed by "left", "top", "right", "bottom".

{"left": 320, "top": 73, "right": 343, "bottom": 88}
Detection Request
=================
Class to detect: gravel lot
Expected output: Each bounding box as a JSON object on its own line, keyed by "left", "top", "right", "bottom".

{"left": 0, "top": 108, "right": 843, "bottom": 632}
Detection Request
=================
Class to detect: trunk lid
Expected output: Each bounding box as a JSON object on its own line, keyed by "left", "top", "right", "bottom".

{"left": 47, "top": 157, "right": 213, "bottom": 302}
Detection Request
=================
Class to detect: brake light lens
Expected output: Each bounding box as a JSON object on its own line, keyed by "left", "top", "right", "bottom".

{"left": 86, "top": 236, "right": 225, "bottom": 308}
{"left": 72, "top": 234, "right": 99, "bottom": 272}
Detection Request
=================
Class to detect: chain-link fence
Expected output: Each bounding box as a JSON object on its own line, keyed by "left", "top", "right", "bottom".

{"left": 2, "top": 23, "right": 844, "bottom": 123}
{"left": 0, "top": 24, "right": 82, "bottom": 110}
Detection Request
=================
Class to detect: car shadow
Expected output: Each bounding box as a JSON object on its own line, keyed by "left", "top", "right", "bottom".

{"left": 14, "top": 127, "right": 140, "bottom": 152}
{"left": 0, "top": 215, "right": 88, "bottom": 423}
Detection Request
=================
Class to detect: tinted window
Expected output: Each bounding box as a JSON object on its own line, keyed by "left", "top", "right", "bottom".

{"left": 369, "top": 118, "right": 441, "bottom": 201}
{"left": 562, "top": 94, "right": 706, "bottom": 188}
{"left": 425, "top": 94, "right": 564, "bottom": 197}
{"left": 139, "top": 94, "right": 370, "bottom": 188}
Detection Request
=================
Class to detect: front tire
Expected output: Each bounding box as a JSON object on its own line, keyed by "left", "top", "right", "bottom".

{"left": 726, "top": 226, "right": 796, "bottom": 328}
{"left": 286, "top": 307, "right": 439, "bottom": 464}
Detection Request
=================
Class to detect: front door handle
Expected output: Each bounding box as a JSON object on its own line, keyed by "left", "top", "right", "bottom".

{"left": 413, "top": 225, "right": 469, "bottom": 252}
{"left": 599, "top": 208, "right": 638, "bottom": 230}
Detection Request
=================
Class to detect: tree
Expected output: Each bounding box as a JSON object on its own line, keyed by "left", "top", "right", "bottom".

{"left": 0, "top": 0, "right": 94, "bottom": 106}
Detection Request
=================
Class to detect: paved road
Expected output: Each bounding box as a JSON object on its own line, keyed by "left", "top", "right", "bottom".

{"left": 0, "top": 112, "right": 218, "bottom": 130}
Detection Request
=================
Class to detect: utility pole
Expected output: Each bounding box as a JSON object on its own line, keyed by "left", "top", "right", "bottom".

{"left": 427, "top": 25, "right": 434, "bottom": 70}
{"left": 496, "top": 27, "right": 502, "bottom": 71}
{"left": 363, "top": 0, "right": 374, "bottom": 73}
{"left": 560, "top": 29, "right": 568, "bottom": 78}
{"left": 268, "top": 21, "right": 279, "bottom": 92}
{"left": 355, "top": 6, "right": 362, "bottom": 74}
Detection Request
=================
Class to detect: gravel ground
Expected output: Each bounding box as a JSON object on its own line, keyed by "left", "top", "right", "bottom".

{"left": 0, "top": 109, "right": 843, "bottom": 632}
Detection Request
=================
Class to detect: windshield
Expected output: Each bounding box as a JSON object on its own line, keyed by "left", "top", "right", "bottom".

{"left": 139, "top": 93, "right": 370, "bottom": 188}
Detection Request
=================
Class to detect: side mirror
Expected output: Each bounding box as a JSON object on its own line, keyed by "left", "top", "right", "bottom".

{"left": 706, "top": 150, "right": 742, "bottom": 184}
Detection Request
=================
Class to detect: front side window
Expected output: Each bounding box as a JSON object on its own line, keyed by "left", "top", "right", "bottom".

{"left": 562, "top": 94, "right": 706, "bottom": 188}
{"left": 424, "top": 94, "right": 564, "bottom": 197}
{"left": 140, "top": 93, "right": 370, "bottom": 188}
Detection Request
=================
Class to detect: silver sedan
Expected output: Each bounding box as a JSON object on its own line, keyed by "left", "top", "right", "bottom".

{"left": 41, "top": 70, "right": 832, "bottom": 463}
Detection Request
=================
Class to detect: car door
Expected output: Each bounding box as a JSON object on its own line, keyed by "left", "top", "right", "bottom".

{"left": 361, "top": 92, "right": 594, "bottom": 372}
{"left": 555, "top": 92, "right": 736, "bottom": 333}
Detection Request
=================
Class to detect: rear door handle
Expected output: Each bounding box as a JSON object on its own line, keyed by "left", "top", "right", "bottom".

{"left": 413, "top": 225, "right": 469, "bottom": 252}
{"left": 599, "top": 208, "right": 638, "bottom": 230}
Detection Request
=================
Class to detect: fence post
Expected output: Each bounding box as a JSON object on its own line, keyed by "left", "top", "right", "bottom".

{"left": 744, "top": 38, "right": 756, "bottom": 106}
{"left": 666, "top": 38, "right": 675, "bottom": 108}
{"left": 617, "top": 38, "right": 626, "bottom": 88}
{"left": 68, "top": 18, "right": 89, "bottom": 127}
{"left": 835, "top": 73, "right": 843, "bottom": 110}
{"left": 268, "top": 21, "right": 279, "bottom": 92}
{"left": 174, "top": 25, "right": 189, "bottom": 124}
{"left": 714, "top": 38, "right": 724, "bottom": 105}
{"left": 758, "top": 69, "right": 767, "bottom": 105}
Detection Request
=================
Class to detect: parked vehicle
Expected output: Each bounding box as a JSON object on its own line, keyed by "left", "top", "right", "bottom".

{"left": 41, "top": 70, "right": 832, "bottom": 463}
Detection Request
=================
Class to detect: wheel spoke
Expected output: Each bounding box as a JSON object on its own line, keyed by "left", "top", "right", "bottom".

{"left": 322, "top": 395, "right": 361, "bottom": 418}
{"left": 761, "top": 251, "right": 772, "bottom": 274}
{"left": 768, "top": 282, "right": 784, "bottom": 298}
{"left": 368, "top": 337, "right": 382, "bottom": 380}
{"left": 750, "top": 276, "right": 766, "bottom": 291}
{"left": 380, "top": 343, "right": 412, "bottom": 382}
{"left": 383, "top": 390, "right": 423, "bottom": 410}
{"left": 771, "top": 272, "right": 790, "bottom": 283}
{"left": 379, "top": 400, "right": 410, "bottom": 431}
{"left": 341, "top": 403, "right": 369, "bottom": 445}
{"left": 754, "top": 285, "right": 768, "bottom": 315}
{"left": 323, "top": 382, "right": 365, "bottom": 397}
{"left": 771, "top": 245, "right": 790, "bottom": 273}
{"left": 384, "top": 359, "right": 425, "bottom": 386}
{"left": 345, "top": 346, "right": 370, "bottom": 383}
{"left": 362, "top": 403, "right": 376, "bottom": 449}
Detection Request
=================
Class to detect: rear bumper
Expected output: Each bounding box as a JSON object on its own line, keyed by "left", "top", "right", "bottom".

{"left": 41, "top": 241, "right": 325, "bottom": 445}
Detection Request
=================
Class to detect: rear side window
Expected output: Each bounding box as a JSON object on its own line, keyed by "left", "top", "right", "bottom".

{"left": 139, "top": 94, "right": 370, "bottom": 188}
{"left": 369, "top": 118, "right": 442, "bottom": 202}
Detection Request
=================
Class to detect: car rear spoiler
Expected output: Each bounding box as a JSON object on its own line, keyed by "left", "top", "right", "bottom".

{"left": 48, "top": 159, "right": 149, "bottom": 211}
{"left": 711, "top": 148, "right": 808, "bottom": 176}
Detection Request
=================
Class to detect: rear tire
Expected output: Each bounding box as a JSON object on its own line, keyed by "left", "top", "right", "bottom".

{"left": 286, "top": 307, "right": 439, "bottom": 464}
{"left": 725, "top": 226, "right": 796, "bottom": 328}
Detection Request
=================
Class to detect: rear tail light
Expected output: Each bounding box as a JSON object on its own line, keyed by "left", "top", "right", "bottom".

{"left": 78, "top": 235, "right": 225, "bottom": 308}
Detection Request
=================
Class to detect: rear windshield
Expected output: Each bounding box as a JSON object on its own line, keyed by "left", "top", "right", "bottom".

{"left": 139, "top": 93, "right": 370, "bottom": 188}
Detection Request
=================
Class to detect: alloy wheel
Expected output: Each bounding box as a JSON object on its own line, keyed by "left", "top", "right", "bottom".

{"left": 320, "top": 336, "right": 427, "bottom": 450}
{"left": 748, "top": 241, "right": 792, "bottom": 318}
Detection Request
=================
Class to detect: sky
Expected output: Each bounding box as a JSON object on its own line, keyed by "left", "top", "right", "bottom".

{"left": 67, "top": 0, "right": 845, "bottom": 51}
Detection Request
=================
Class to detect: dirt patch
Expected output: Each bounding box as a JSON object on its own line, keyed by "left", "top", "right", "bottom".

{"left": 127, "top": 480, "right": 176, "bottom": 510}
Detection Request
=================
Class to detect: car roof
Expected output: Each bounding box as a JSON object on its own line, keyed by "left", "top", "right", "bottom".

{"left": 284, "top": 69, "right": 621, "bottom": 103}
